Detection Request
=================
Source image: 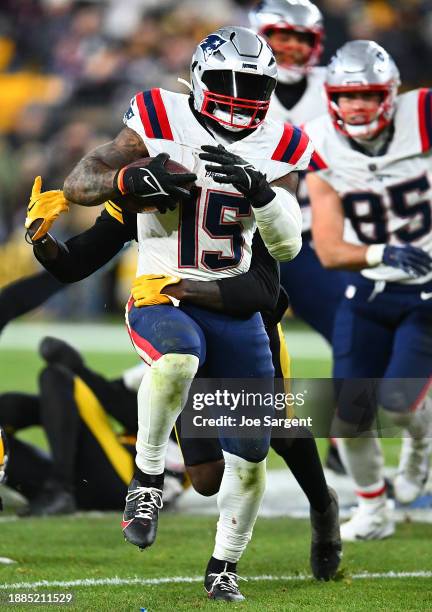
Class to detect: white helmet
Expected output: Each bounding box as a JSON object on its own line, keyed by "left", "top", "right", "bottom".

{"left": 191, "top": 27, "right": 277, "bottom": 131}
{"left": 325, "top": 40, "right": 400, "bottom": 140}
{"left": 249, "top": 0, "right": 323, "bottom": 84}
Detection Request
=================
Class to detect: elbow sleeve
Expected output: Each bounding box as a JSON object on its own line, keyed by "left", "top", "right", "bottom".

{"left": 252, "top": 187, "right": 302, "bottom": 262}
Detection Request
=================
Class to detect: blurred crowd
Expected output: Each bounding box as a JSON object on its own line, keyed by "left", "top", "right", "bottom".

{"left": 1, "top": 0, "right": 432, "bottom": 318}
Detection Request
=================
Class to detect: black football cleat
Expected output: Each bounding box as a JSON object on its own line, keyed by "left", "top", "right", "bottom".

{"left": 205, "top": 564, "right": 245, "bottom": 602}
{"left": 121, "top": 478, "right": 163, "bottom": 549}
{"left": 310, "top": 487, "right": 342, "bottom": 581}
{"left": 18, "top": 483, "right": 76, "bottom": 517}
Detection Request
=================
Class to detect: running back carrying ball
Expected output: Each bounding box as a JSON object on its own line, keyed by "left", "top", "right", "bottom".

{"left": 113, "top": 154, "right": 197, "bottom": 214}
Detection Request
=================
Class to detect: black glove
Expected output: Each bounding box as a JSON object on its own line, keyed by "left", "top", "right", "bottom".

{"left": 115, "top": 153, "right": 197, "bottom": 205}
{"left": 382, "top": 245, "right": 432, "bottom": 277}
{"left": 199, "top": 144, "right": 275, "bottom": 207}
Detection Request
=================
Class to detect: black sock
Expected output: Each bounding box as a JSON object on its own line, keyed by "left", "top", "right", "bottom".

{"left": 134, "top": 466, "right": 164, "bottom": 489}
{"left": 271, "top": 431, "right": 331, "bottom": 514}
{"left": 206, "top": 556, "right": 237, "bottom": 575}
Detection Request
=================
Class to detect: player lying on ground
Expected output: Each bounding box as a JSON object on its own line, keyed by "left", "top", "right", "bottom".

{"left": 25, "top": 172, "right": 341, "bottom": 581}
{"left": 0, "top": 336, "right": 186, "bottom": 515}
{"left": 49, "top": 26, "right": 315, "bottom": 602}
{"left": 305, "top": 40, "right": 432, "bottom": 541}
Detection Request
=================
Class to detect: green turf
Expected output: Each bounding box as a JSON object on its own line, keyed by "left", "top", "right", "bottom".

{"left": 0, "top": 344, "right": 424, "bottom": 610}
{"left": 0, "top": 515, "right": 430, "bottom": 611}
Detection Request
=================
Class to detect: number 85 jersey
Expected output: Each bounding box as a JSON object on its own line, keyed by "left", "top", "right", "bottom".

{"left": 123, "top": 88, "right": 312, "bottom": 280}
{"left": 304, "top": 88, "right": 432, "bottom": 284}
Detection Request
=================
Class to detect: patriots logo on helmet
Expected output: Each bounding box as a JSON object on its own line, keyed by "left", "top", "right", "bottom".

{"left": 124, "top": 106, "right": 135, "bottom": 121}
{"left": 200, "top": 35, "right": 226, "bottom": 61}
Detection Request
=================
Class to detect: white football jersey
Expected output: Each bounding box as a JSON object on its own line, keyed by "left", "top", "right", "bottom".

{"left": 267, "top": 67, "right": 327, "bottom": 125}
{"left": 304, "top": 88, "right": 432, "bottom": 284}
{"left": 268, "top": 67, "right": 327, "bottom": 233}
{"left": 123, "top": 88, "right": 313, "bottom": 280}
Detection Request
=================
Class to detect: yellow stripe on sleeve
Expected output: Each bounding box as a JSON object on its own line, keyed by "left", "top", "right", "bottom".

{"left": 73, "top": 377, "right": 134, "bottom": 485}
{"left": 105, "top": 201, "right": 124, "bottom": 225}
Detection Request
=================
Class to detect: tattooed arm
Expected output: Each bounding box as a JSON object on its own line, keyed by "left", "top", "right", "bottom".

{"left": 63, "top": 127, "right": 148, "bottom": 206}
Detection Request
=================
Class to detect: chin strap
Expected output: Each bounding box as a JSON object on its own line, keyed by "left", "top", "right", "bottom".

{"left": 177, "top": 77, "right": 192, "bottom": 91}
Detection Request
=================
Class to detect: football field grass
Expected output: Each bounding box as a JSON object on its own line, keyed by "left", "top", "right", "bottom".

{"left": 0, "top": 514, "right": 431, "bottom": 611}
{"left": 0, "top": 327, "right": 429, "bottom": 610}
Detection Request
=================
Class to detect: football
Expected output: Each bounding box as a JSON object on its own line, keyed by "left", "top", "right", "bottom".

{"left": 113, "top": 157, "right": 195, "bottom": 214}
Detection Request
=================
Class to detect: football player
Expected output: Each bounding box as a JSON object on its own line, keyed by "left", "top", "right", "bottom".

{"left": 25, "top": 181, "right": 340, "bottom": 580}
{"left": 58, "top": 26, "right": 312, "bottom": 601}
{"left": 26, "top": 26, "right": 341, "bottom": 598}
{"left": 250, "top": 0, "right": 347, "bottom": 473}
{"left": 305, "top": 40, "right": 432, "bottom": 541}
{"left": 249, "top": 0, "right": 346, "bottom": 342}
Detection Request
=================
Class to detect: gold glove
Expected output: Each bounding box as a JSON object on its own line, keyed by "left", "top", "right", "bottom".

{"left": 25, "top": 176, "right": 69, "bottom": 242}
{"left": 132, "top": 274, "right": 181, "bottom": 307}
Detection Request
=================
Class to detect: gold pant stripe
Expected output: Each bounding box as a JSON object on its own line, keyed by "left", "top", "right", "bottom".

{"left": 0, "top": 434, "right": 4, "bottom": 465}
{"left": 74, "top": 377, "right": 133, "bottom": 485}
{"left": 277, "top": 323, "right": 294, "bottom": 418}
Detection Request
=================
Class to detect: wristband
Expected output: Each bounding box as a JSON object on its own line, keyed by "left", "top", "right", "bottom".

{"left": 365, "top": 244, "right": 385, "bottom": 267}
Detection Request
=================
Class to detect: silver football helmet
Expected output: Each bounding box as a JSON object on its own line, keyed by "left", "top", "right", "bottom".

{"left": 325, "top": 40, "right": 400, "bottom": 140}
{"left": 249, "top": 0, "right": 323, "bottom": 83}
{"left": 191, "top": 27, "right": 277, "bottom": 131}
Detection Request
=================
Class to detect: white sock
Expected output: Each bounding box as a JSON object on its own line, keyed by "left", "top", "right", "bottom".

{"left": 213, "top": 451, "right": 266, "bottom": 563}
{"left": 337, "top": 436, "right": 385, "bottom": 491}
{"left": 135, "top": 353, "right": 199, "bottom": 475}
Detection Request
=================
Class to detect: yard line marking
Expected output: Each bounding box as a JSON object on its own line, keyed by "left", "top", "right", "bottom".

{"left": 0, "top": 571, "right": 431, "bottom": 590}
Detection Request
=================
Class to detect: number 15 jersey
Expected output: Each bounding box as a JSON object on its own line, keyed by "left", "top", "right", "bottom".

{"left": 304, "top": 88, "right": 432, "bottom": 284}
{"left": 123, "top": 88, "right": 313, "bottom": 281}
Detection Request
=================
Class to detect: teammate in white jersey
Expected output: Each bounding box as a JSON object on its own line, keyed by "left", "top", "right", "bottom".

{"left": 250, "top": 0, "right": 347, "bottom": 473}
{"left": 62, "top": 27, "right": 311, "bottom": 601}
{"left": 305, "top": 40, "right": 432, "bottom": 541}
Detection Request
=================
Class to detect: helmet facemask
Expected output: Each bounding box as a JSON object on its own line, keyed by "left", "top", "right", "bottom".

{"left": 325, "top": 40, "right": 400, "bottom": 141}
{"left": 199, "top": 70, "right": 276, "bottom": 130}
{"left": 191, "top": 27, "right": 278, "bottom": 132}
{"left": 261, "top": 24, "right": 323, "bottom": 83}
{"left": 326, "top": 83, "right": 398, "bottom": 141}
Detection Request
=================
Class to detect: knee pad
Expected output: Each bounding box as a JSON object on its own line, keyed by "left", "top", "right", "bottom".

{"left": 152, "top": 353, "right": 199, "bottom": 381}
{"left": 223, "top": 451, "right": 266, "bottom": 494}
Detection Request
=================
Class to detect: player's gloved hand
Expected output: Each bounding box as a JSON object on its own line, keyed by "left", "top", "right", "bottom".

{"left": 199, "top": 144, "right": 275, "bottom": 207}
{"left": 383, "top": 245, "right": 432, "bottom": 277}
{"left": 114, "top": 153, "right": 197, "bottom": 211}
{"left": 25, "top": 176, "right": 69, "bottom": 243}
{"left": 132, "top": 274, "right": 181, "bottom": 307}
